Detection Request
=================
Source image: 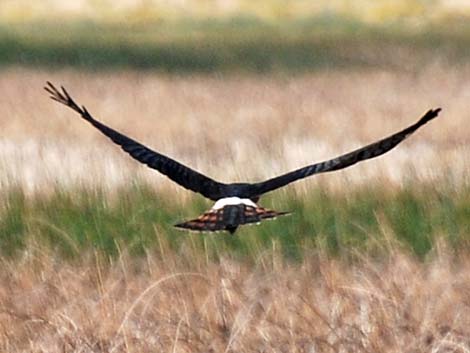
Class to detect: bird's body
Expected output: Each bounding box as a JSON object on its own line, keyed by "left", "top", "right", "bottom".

{"left": 45, "top": 82, "right": 441, "bottom": 233}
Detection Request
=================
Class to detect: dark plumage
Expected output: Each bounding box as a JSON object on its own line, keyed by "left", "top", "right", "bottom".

{"left": 45, "top": 82, "right": 440, "bottom": 233}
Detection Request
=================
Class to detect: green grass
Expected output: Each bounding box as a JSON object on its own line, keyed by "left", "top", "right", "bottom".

{"left": 2, "top": 17, "right": 470, "bottom": 72}
{"left": 1, "top": 183, "right": 469, "bottom": 261}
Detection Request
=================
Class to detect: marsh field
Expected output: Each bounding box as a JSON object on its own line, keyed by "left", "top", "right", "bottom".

{"left": 2, "top": 14, "right": 470, "bottom": 352}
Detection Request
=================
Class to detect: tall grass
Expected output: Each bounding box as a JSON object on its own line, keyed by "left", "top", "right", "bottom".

{"left": 1, "top": 66, "right": 469, "bottom": 351}
{"left": 1, "top": 67, "right": 467, "bottom": 192}
{"left": 1, "top": 231, "right": 469, "bottom": 352}
{"left": 1, "top": 183, "right": 469, "bottom": 260}
{"left": 1, "top": 66, "right": 468, "bottom": 259}
{"left": 2, "top": 182, "right": 470, "bottom": 352}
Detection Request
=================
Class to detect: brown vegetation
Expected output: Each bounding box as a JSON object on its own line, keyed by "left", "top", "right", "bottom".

{"left": 1, "top": 65, "right": 470, "bottom": 352}
{"left": 0, "top": 65, "right": 468, "bottom": 194}
{"left": 0, "top": 242, "right": 469, "bottom": 352}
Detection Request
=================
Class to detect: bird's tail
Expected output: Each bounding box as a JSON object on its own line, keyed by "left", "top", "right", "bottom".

{"left": 175, "top": 204, "right": 289, "bottom": 233}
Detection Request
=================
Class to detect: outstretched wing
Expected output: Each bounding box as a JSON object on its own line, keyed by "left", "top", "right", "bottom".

{"left": 248, "top": 108, "right": 441, "bottom": 196}
{"left": 45, "top": 82, "right": 227, "bottom": 201}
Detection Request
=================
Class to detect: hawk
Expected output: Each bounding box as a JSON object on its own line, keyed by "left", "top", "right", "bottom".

{"left": 45, "top": 82, "right": 440, "bottom": 233}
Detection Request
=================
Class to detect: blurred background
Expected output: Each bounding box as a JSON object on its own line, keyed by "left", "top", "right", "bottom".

{"left": 1, "top": 0, "right": 469, "bottom": 252}
{"left": 3, "top": 0, "right": 470, "bottom": 24}
{"left": 2, "top": 2, "right": 470, "bottom": 352}
{"left": 1, "top": 0, "right": 469, "bottom": 187}
{"left": 2, "top": 0, "right": 470, "bottom": 71}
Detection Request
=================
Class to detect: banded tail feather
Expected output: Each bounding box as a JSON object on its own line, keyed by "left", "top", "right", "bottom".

{"left": 175, "top": 201, "right": 289, "bottom": 233}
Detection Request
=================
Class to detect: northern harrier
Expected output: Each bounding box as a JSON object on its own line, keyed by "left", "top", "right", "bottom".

{"left": 45, "top": 82, "right": 440, "bottom": 233}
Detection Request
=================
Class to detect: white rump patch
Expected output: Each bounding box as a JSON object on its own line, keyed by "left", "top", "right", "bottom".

{"left": 212, "top": 197, "right": 258, "bottom": 210}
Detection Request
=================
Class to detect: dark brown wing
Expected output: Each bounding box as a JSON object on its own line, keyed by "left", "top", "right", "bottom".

{"left": 45, "top": 82, "right": 227, "bottom": 201}
{"left": 248, "top": 108, "right": 441, "bottom": 196}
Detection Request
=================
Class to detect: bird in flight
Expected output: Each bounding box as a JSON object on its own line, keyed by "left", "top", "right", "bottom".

{"left": 45, "top": 82, "right": 440, "bottom": 233}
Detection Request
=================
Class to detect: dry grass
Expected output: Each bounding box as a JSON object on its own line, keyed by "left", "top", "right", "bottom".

{"left": 1, "top": 65, "right": 469, "bottom": 195}
{"left": 0, "top": 242, "right": 469, "bottom": 352}
{"left": 1, "top": 65, "right": 470, "bottom": 351}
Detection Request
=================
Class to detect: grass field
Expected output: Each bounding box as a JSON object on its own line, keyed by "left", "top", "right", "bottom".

{"left": 1, "top": 57, "right": 470, "bottom": 350}
{"left": 2, "top": 243, "right": 470, "bottom": 352}
{"left": 2, "top": 182, "right": 470, "bottom": 258}
{"left": 1, "top": 67, "right": 467, "bottom": 191}
{"left": 2, "top": 17, "right": 470, "bottom": 72}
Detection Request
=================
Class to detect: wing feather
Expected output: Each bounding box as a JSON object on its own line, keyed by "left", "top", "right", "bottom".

{"left": 45, "top": 82, "right": 226, "bottom": 201}
{"left": 248, "top": 108, "right": 441, "bottom": 196}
